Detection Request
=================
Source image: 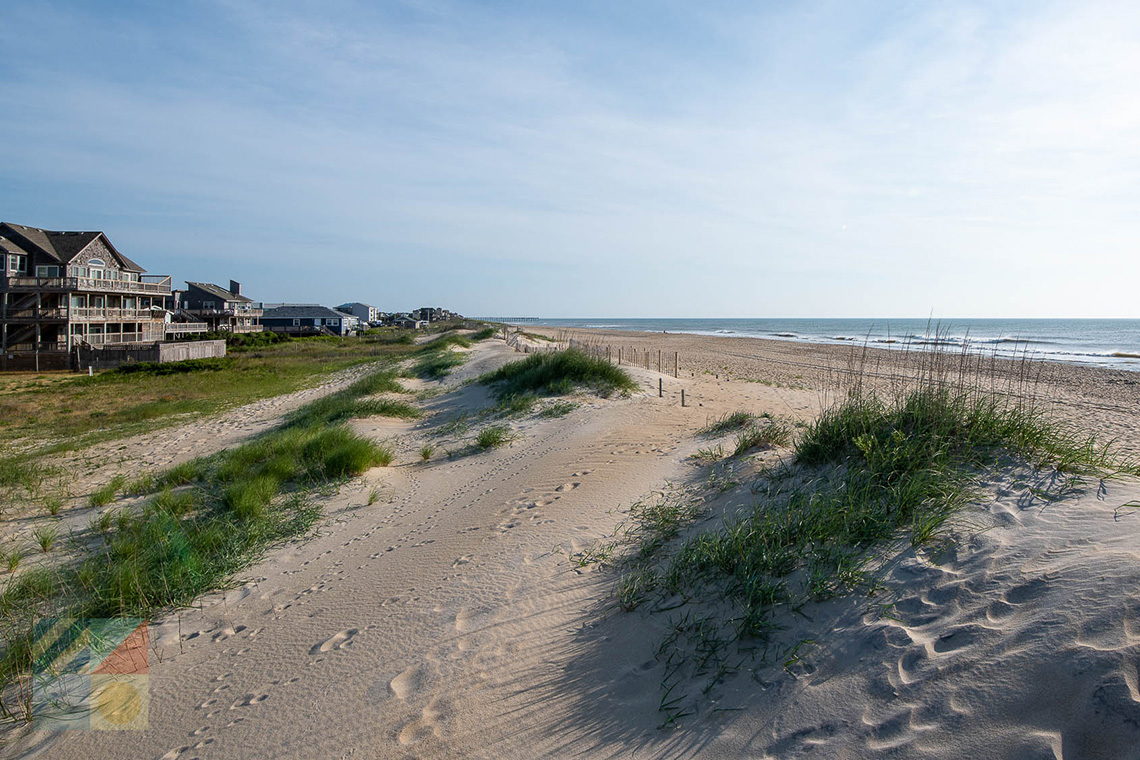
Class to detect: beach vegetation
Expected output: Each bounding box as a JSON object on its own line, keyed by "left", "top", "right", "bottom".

{"left": 480, "top": 349, "right": 636, "bottom": 398}
{"left": 476, "top": 425, "right": 514, "bottom": 449}
{"left": 538, "top": 400, "right": 578, "bottom": 418}
{"left": 0, "top": 364, "right": 419, "bottom": 724}
{"left": 587, "top": 353, "right": 1138, "bottom": 718}
{"left": 88, "top": 475, "right": 127, "bottom": 508}
{"left": 731, "top": 419, "right": 792, "bottom": 456}
{"left": 698, "top": 411, "right": 757, "bottom": 437}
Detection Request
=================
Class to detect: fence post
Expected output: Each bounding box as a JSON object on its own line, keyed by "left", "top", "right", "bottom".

{"left": 674, "top": 352, "right": 679, "bottom": 378}
{"left": 657, "top": 349, "right": 661, "bottom": 372}
{"left": 658, "top": 378, "right": 663, "bottom": 397}
{"left": 618, "top": 347, "right": 622, "bottom": 364}
{"left": 681, "top": 389, "right": 686, "bottom": 407}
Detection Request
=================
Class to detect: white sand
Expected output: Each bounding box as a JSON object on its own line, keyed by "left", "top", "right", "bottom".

{"left": 11, "top": 337, "right": 1140, "bottom": 759}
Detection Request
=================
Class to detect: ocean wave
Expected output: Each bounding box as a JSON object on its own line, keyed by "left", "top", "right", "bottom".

{"left": 770, "top": 332, "right": 798, "bottom": 338}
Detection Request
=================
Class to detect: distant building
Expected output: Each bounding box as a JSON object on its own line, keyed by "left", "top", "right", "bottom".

{"left": 261, "top": 304, "right": 357, "bottom": 336}
{"left": 178, "top": 280, "right": 263, "bottom": 333}
{"left": 393, "top": 315, "right": 428, "bottom": 330}
{"left": 0, "top": 222, "right": 198, "bottom": 370}
{"left": 336, "top": 302, "right": 380, "bottom": 325}
{"left": 412, "top": 307, "right": 461, "bottom": 322}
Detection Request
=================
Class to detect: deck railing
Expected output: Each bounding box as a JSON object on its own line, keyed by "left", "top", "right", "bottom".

{"left": 3, "top": 275, "right": 172, "bottom": 295}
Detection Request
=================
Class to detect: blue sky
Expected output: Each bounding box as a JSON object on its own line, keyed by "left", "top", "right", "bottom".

{"left": 3, "top": 0, "right": 1138, "bottom": 317}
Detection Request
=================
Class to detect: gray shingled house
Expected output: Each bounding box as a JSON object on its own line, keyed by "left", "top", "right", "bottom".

{"left": 261, "top": 305, "right": 358, "bottom": 336}
{"left": 0, "top": 222, "right": 200, "bottom": 370}
{"left": 178, "top": 280, "right": 263, "bottom": 333}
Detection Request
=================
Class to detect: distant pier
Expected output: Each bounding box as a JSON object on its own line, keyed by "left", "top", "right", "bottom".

{"left": 474, "top": 316, "right": 541, "bottom": 323}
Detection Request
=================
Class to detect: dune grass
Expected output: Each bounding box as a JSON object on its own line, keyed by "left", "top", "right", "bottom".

{"left": 480, "top": 348, "right": 636, "bottom": 398}
{"left": 414, "top": 352, "right": 467, "bottom": 380}
{"left": 0, "top": 364, "right": 416, "bottom": 723}
{"left": 588, "top": 355, "right": 1137, "bottom": 718}
{"left": 698, "top": 411, "right": 757, "bottom": 437}
{"left": 476, "top": 425, "right": 514, "bottom": 449}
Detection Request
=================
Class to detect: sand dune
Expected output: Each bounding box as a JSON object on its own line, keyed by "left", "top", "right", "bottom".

{"left": 12, "top": 336, "right": 1140, "bottom": 759}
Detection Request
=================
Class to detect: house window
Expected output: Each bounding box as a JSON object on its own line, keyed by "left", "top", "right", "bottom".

{"left": 7, "top": 254, "right": 26, "bottom": 273}
{"left": 88, "top": 258, "right": 106, "bottom": 267}
{"left": 35, "top": 265, "right": 60, "bottom": 277}
{"left": 292, "top": 319, "right": 300, "bottom": 326}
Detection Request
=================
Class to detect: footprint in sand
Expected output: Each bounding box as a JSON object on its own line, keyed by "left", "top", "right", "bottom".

{"left": 555, "top": 482, "right": 581, "bottom": 492}
{"left": 389, "top": 665, "right": 423, "bottom": 699}
{"left": 230, "top": 693, "right": 269, "bottom": 709}
{"left": 309, "top": 628, "right": 359, "bottom": 655}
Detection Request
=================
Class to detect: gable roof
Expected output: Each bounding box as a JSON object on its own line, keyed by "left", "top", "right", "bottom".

{"left": 0, "top": 222, "right": 146, "bottom": 272}
{"left": 186, "top": 281, "right": 253, "bottom": 303}
{"left": 262, "top": 305, "right": 350, "bottom": 321}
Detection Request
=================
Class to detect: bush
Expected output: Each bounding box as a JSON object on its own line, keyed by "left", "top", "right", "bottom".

{"left": 111, "top": 358, "right": 233, "bottom": 376}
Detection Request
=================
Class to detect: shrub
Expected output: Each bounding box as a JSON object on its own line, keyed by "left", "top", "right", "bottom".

{"left": 111, "top": 358, "right": 233, "bottom": 376}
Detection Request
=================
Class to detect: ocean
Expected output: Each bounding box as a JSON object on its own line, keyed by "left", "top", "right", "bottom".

{"left": 516, "top": 318, "right": 1140, "bottom": 372}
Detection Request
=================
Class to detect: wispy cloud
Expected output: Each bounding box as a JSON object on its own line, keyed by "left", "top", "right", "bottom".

{"left": 2, "top": 0, "right": 1138, "bottom": 316}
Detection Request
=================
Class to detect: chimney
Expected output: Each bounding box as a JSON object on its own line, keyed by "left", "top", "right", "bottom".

{"left": 229, "top": 280, "right": 242, "bottom": 295}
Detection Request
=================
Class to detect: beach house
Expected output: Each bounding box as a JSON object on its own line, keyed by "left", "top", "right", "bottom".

{"left": 178, "top": 280, "right": 264, "bottom": 333}
{"left": 336, "top": 302, "right": 381, "bottom": 325}
{"left": 261, "top": 304, "right": 358, "bottom": 336}
{"left": 0, "top": 222, "right": 210, "bottom": 370}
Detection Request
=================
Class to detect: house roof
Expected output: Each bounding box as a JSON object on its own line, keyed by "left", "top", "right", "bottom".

{"left": 262, "top": 305, "right": 350, "bottom": 320}
{"left": 186, "top": 281, "right": 253, "bottom": 303}
{"left": 337, "top": 302, "right": 375, "bottom": 310}
{"left": 0, "top": 223, "right": 146, "bottom": 272}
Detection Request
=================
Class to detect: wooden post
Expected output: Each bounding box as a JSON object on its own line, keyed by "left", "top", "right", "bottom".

{"left": 674, "top": 351, "right": 679, "bottom": 378}
{"left": 657, "top": 349, "right": 661, "bottom": 372}
{"left": 658, "top": 378, "right": 663, "bottom": 397}
{"left": 618, "top": 347, "right": 622, "bottom": 364}
{"left": 681, "top": 389, "right": 686, "bottom": 407}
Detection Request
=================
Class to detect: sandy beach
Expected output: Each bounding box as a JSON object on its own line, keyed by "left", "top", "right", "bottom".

{"left": 10, "top": 331, "right": 1140, "bottom": 760}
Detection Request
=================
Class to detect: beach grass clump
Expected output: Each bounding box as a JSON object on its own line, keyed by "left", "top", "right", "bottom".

{"left": 654, "top": 381, "right": 1133, "bottom": 641}
{"left": 88, "top": 475, "right": 127, "bottom": 508}
{"left": 32, "top": 525, "right": 59, "bottom": 554}
{"left": 480, "top": 349, "right": 636, "bottom": 399}
{"left": 419, "top": 333, "right": 472, "bottom": 352}
{"left": 476, "top": 425, "right": 514, "bottom": 450}
{"left": 470, "top": 326, "right": 496, "bottom": 341}
{"left": 538, "top": 401, "right": 578, "bottom": 418}
{"left": 732, "top": 420, "right": 792, "bottom": 456}
{"left": 699, "top": 411, "right": 757, "bottom": 437}
{"left": 413, "top": 351, "right": 467, "bottom": 380}
{"left": 493, "top": 393, "right": 538, "bottom": 417}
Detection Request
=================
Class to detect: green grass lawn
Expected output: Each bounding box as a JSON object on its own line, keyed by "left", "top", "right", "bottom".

{"left": 0, "top": 335, "right": 418, "bottom": 454}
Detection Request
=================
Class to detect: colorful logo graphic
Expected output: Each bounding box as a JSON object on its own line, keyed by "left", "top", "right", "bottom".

{"left": 31, "top": 617, "right": 149, "bottom": 731}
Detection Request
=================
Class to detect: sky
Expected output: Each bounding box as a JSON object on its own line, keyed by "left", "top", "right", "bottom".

{"left": 2, "top": 0, "right": 1139, "bottom": 318}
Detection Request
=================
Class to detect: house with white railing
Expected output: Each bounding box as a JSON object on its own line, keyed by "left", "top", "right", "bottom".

{"left": 0, "top": 222, "right": 208, "bottom": 370}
